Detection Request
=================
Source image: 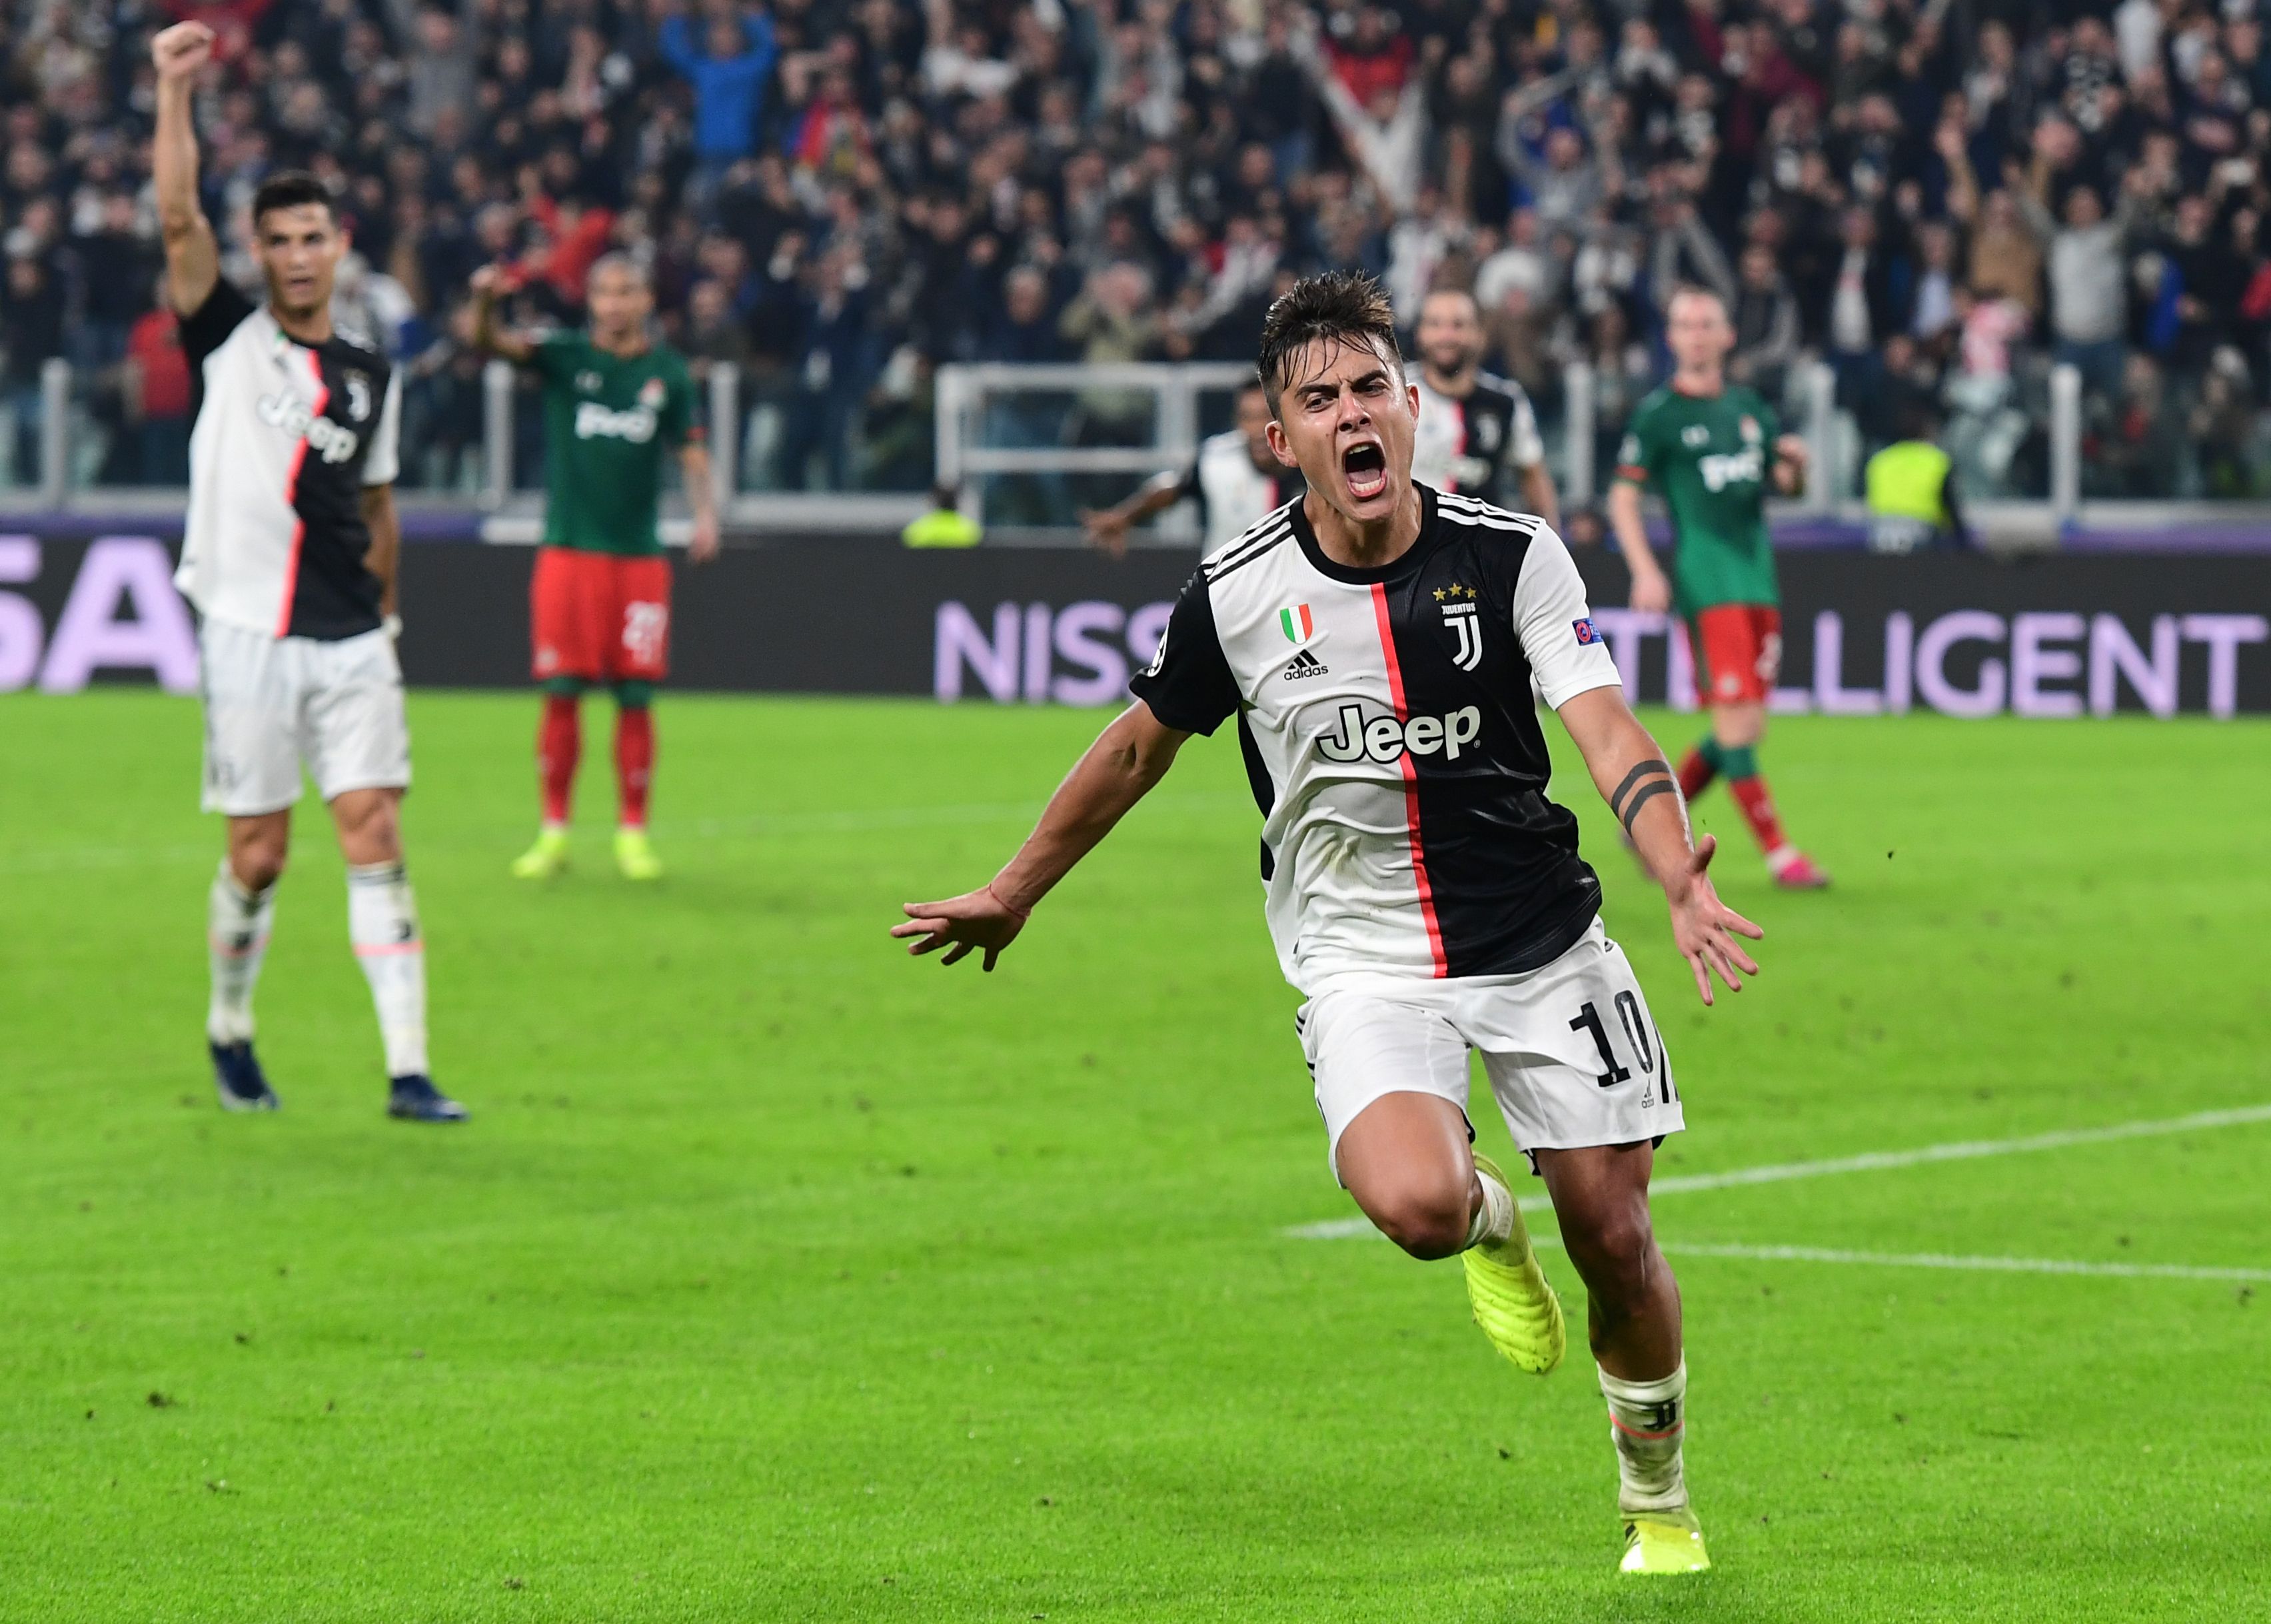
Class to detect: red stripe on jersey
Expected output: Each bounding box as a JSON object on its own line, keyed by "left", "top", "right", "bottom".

{"left": 1370, "top": 581, "right": 1448, "bottom": 978}
{"left": 273, "top": 349, "right": 329, "bottom": 637}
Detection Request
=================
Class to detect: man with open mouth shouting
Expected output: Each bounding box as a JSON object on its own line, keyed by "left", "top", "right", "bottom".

{"left": 894, "top": 271, "right": 1763, "bottom": 1577}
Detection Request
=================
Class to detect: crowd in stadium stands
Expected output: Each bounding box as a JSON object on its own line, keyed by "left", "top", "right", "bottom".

{"left": 5, "top": 1, "right": 2271, "bottom": 502}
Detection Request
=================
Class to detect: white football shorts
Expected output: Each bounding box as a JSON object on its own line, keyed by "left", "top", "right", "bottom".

{"left": 1297, "top": 919, "right": 1684, "bottom": 1184}
{"left": 197, "top": 618, "right": 411, "bottom": 816}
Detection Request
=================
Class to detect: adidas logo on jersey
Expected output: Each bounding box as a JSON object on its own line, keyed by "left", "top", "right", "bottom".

{"left": 1283, "top": 648, "right": 1331, "bottom": 680}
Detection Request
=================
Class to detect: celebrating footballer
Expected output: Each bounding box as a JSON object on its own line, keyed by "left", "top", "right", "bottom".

{"left": 896, "top": 272, "right": 1765, "bottom": 1575}
{"left": 153, "top": 21, "right": 462, "bottom": 1122}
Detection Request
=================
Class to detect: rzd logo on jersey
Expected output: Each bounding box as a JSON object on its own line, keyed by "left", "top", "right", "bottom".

{"left": 576, "top": 401, "right": 658, "bottom": 443}
{"left": 1699, "top": 447, "right": 1763, "bottom": 491}
{"left": 1436, "top": 582, "right": 1482, "bottom": 671}
{"left": 1317, "top": 703, "right": 1483, "bottom": 764}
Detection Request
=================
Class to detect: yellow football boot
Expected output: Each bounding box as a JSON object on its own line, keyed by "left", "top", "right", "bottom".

{"left": 1461, "top": 1152, "right": 1565, "bottom": 1375}
{"left": 510, "top": 827, "right": 570, "bottom": 880}
{"left": 614, "top": 826, "right": 663, "bottom": 881}
{"left": 1619, "top": 1507, "right": 1711, "bottom": 1575}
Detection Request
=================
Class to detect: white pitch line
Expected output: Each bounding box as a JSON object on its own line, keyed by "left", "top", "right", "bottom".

{"left": 1283, "top": 1102, "right": 2271, "bottom": 1241}
{"left": 1645, "top": 1241, "right": 2271, "bottom": 1283}
{"left": 1287, "top": 1223, "right": 2271, "bottom": 1280}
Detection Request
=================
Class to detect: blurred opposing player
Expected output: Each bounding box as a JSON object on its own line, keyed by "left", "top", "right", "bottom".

{"left": 1411, "top": 288, "right": 1559, "bottom": 526}
{"left": 896, "top": 273, "right": 1763, "bottom": 1575}
{"left": 1081, "top": 381, "right": 1303, "bottom": 556}
{"left": 1609, "top": 287, "right": 1827, "bottom": 889}
{"left": 153, "top": 22, "right": 463, "bottom": 1122}
{"left": 470, "top": 257, "right": 718, "bottom": 881}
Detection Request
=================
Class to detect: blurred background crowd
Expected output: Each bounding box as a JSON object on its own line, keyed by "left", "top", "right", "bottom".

{"left": 7, "top": 0, "right": 2271, "bottom": 503}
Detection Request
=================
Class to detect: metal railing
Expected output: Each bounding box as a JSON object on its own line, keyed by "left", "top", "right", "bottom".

{"left": 5, "top": 351, "right": 2262, "bottom": 542}
{"left": 924, "top": 359, "right": 2124, "bottom": 532}
{"left": 933, "top": 358, "right": 1865, "bottom": 519}
{"left": 935, "top": 362, "right": 1256, "bottom": 534}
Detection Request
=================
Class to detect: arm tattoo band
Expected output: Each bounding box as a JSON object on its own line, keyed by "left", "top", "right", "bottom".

{"left": 1608, "top": 758, "right": 1674, "bottom": 823}
{"left": 1617, "top": 778, "right": 1676, "bottom": 836}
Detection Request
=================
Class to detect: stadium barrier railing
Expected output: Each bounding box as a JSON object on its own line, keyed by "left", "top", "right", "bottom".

{"left": 9, "top": 354, "right": 2271, "bottom": 548}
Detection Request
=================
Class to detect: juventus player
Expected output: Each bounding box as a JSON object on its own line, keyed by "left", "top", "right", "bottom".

{"left": 896, "top": 274, "right": 1761, "bottom": 1575}
{"left": 1411, "top": 287, "right": 1558, "bottom": 527}
{"left": 1081, "top": 382, "right": 1303, "bottom": 556}
{"left": 154, "top": 22, "right": 464, "bottom": 1122}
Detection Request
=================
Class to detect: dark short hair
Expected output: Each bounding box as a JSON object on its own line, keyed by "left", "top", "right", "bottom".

{"left": 251, "top": 171, "right": 338, "bottom": 228}
{"left": 1255, "top": 271, "right": 1403, "bottom": 416}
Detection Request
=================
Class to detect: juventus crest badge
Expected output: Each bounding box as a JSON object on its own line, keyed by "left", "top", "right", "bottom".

{"left": 1435, "top": 583, "right": 1482, "bottom": 672}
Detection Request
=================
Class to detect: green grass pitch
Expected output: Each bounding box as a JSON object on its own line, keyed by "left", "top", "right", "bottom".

{"left": 3, "top": 690, "right": 2266, "bottom": 1622}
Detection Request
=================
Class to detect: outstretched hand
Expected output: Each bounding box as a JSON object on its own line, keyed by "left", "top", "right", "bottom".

{"left": 892, "top": 884, "right": 1028, "bottom": 972}
{"left": 1665, "top": 834, "right": 1764, "bottom": 1006}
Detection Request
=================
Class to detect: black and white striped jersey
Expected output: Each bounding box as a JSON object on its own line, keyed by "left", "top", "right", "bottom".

{"left": 1128, "top": 484, "right": 1621, "bottom": 992}
{"left": 1175, "top": 429, "right": 1305, "bottom": 553}
{"left": 1411, "top": 371, "right": 1545, "bottom": 506}
{"left": 172, "top": 280, "right": 402, "bottom": 642}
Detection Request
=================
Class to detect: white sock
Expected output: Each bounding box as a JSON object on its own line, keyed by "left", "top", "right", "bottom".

{"left": 347, "top": 862, "right": 429, "bottom": 1078}
{"left": 1464, "top": 1164, "right": 1517, "bottom": 1252}
{"left": 1599, "top": 1360, "right": 1689, "bottom": 1514}
{"left": 207, "top": 860, "right": 276, "bottom": 1044}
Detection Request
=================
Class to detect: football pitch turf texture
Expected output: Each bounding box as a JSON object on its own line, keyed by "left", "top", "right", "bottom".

{"left": 3, "top": 691, "right": 2266, "bottom": 1622}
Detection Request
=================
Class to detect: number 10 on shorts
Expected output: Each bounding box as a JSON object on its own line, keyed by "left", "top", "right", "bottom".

{"left": 1570, "top": 994, "right": 1673, "bottom": 1104}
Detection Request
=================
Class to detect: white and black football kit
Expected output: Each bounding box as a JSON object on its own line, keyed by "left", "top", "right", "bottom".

{"left": 1169, "top": 428, "right": 1307, "bottom": 552}
{"left": 173, "top": 279, "right": 408, "bottom": 816}
{"left": 1128, "top": 486, "right": 1681, "bottom": 1177}
{"left": 1411, "top": 373, "right": 1545, "bottom": 508}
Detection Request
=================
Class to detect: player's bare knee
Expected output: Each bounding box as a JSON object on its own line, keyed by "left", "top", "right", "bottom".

{"left": 227, "top": 822, "right": 289, "bottom": 890}
{"left": 230, "top": 844, "right": 287, "bottom": 891}
{"left": 1570, "top": 1209, "right": 1657, "bottom": 1305}
{"left": 1367, "top": 1174, "right": 1473, "bottom": 1260}
{"left": 333, "top": 792, "right": 403, "bottom": 866}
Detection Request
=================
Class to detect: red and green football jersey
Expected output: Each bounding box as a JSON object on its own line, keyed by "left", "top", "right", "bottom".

{"left": 530, "top": 333, "right": 698, "bottom": 556}
{"left": 1614, "top": 384, "right": 1780, "bottom": 614}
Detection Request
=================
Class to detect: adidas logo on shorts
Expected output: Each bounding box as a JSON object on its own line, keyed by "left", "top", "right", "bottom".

{"left": 1283, "top": 648, "right": 1331, "bottom": 680}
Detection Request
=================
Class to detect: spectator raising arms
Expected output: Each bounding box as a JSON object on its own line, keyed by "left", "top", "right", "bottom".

{"left": 8, "top": 0, "right": 2271, "bottom": 502}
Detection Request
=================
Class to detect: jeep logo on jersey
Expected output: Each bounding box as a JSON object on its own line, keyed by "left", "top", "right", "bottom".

{"left": 1436, "top": 583, "right": 1482, "bottom": 671}
{"left": 574, "top": 401, "right": 658, "bottom": 443}
{"left": 1317, "top": 702, "right": 1483, "bottom": 764}
{"left": 1279, "top": 604, "right": 1315, "bottom": 644}
{"left": 257, "top": 391, "right": 359, "bottom": 464}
